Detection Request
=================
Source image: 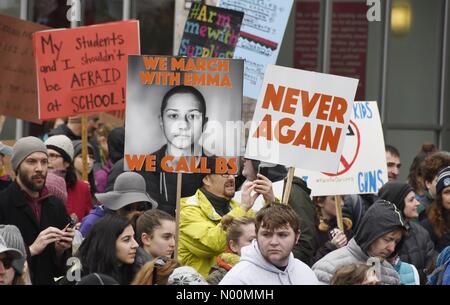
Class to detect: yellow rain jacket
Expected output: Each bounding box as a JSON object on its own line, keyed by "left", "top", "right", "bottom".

{"left": 178, "top": 189, "right": 254, "bottom": 277}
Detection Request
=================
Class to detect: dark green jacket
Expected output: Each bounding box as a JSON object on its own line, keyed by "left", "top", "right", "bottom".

{"left": 287, "top": 176, "right": 317, "bottom": 266}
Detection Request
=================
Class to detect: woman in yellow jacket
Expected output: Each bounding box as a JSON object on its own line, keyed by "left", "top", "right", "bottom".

{"left": 178, "top": 174, "right": 267, "bottom": 278}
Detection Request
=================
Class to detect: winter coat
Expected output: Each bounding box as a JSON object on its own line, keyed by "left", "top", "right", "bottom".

{"left": 219, "top": 240, "right": 319, "bottom": 285}
{"left": 79, "top": 205, "right": 111, "bottom": 237}
{"left": 287, "top": 176, "right": 318, "bottom": 265}
{"left": 376, "top": 181, "right": 436, "bottom": 282}
{"left": 0, "top": 182, "right": 71, "bottom": 285}
{"left": 312, "top": 200, "right": 408, "bottom": 285}
{"left": 178, "top": 189, "right": 254, "bottom": 277}
{"left": 66, "top": 179, "right": 93, "bottom": 222}
{"left": 427, "top": 246, "right": 450, "bottom": 285}
{"left": 94, "top": 159, "right": 113, "bottom": 194}
{"left": 421, "top": 213, "right": 450, "bottom": 253}
{"left": 207, "top": 251, "right": 240, "bottom": 285}
{"left": 310, "top": 218, "right": 354, "bottom": 266}
{"left": 399, "top": 222, "right": 436, "bottom": 283}
{"left": 342, "top": 193, "right": 377, "bottom": 232}
{"left": 392, "top": 257, "right": 420, "bottom": 285}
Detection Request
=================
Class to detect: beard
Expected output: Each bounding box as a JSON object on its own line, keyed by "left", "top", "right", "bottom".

{"left": 19, "top": 171, "right": 46, "bottom": 192}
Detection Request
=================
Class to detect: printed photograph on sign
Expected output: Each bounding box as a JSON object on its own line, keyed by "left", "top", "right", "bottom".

{"left": 292, "top": 102, "right": 388, "bottom": 196}
{"left": 125, "top": 55, "right": 243, "bottom": 174}
{"left": 33, "top": 20, "right": 140, "bottom": 120}
{"left": 245, "top": 64, "right": 358, "bottom": 174}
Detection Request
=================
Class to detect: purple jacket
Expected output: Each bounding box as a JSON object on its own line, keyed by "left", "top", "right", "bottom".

{"left": 94, "top": 160, "right": 113, "bottom": 194}
{"left": 79, "top": 205, "right": 112, "bottom": 237}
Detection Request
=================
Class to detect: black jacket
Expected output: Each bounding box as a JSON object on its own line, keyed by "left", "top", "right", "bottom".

{"left": 287, "top": 176, "right": 318, "bottom": 265}
{"left": 421, "top": 217, "right": 450, "bottom": 253}
{"left": 0, "top": 182, "right": 71, "bottom": 285}
{"left": 399, "top": 221, "right": 436, "bottom": 283}
{"left": 310, "top": 218, "right": 354, "bottom": 266}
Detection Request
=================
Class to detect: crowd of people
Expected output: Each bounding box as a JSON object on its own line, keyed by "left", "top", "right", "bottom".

{"left": 1, "top": 115, "right": 450, "bottom": 286}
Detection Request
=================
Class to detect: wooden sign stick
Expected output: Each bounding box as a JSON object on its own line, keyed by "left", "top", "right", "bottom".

{"left": 282, "top": 167, "right": 295, "bottom": 204}
{"left": 174, "top": 172, "right": 183, "bottom": 260}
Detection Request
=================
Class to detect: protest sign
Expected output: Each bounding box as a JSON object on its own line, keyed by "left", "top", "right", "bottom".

{"left": 245, "top": 64, "right": 358, "bottom": 173}
{"left": 179, "top": 3, "right": 243, "bottom": 59}
{"left": 219, "top": 0, "right": 293, "bottom": 99}
{"left": 125, "top": 56, "right": 243, "bottom": 174}
{"left": 33, "top": 20, "right": 140, "bottom": 120}
{"left": 292, "top": 102, "right": 388, "bottom": 196}
{"left": 0, "top": 14, "right": 48, "bottom": 123}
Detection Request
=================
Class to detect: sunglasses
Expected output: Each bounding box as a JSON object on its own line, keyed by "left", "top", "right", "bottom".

{"left": 123, "top": 202, "right": 150, "bottom": 212}
{"left": 0, "top": 257, "right": 13, "bottom": 269}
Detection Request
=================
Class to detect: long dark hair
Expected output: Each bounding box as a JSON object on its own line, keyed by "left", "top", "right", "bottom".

{"left": 76, "top": 214, "right": 135, "bottom": 284}
{"left": 427, "top": 194, "right": 450, "bottom": 238}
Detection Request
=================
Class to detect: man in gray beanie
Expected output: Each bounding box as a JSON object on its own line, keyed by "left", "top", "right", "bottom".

{"left": 0, "top": 136, "right": 73, "bottom": 285}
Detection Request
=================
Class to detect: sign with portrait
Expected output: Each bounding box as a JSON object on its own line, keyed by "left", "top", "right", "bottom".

{"left": 125, "top": 55, "right": 243, "bottom": 174}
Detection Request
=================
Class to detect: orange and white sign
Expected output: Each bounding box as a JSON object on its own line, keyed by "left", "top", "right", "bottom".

{"left": 245, "top": 65, "right": 358, "bottom": 173}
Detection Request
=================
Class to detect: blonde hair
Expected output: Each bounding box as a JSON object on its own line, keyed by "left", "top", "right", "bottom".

{"left": 221, "top": 216, "right": 255, "bottom": 244}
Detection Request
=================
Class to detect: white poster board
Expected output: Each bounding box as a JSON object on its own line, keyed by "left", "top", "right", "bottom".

{"left": 272, "top": 102, "right": 388, "bottom": 196}
{"left": 245, "top": 64, "right": 358, "bottom": 173}
{"left": 218, "top": 0, "right": 294, "bottom": 99}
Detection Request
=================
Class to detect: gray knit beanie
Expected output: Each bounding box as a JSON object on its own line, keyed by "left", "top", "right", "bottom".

{"left": 0, "top": 224, "right": 27, "bottom": 274}
{"left": 11, "top": 136, "right": 48, "bottom": 171}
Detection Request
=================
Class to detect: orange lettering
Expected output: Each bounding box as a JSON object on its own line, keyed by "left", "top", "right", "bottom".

{"left": 161, "top": 156, "right": 174, "bottom": 172}
{"left": 282, "top": 87, "right": 300, "bottom": 114}
{"left": 261, "top": 84, "right": 285, "bottom": 111}
{"left": 329, "top": 97, "right": 347, "bottom": 123}
{"left": 145, "top": 155, "right": 156, "bottom": 171}
{"left": 275, "top": 118, "right": 295, "bottom": 144}
{"left": 316, "top": 95, "right": 332, "bottom": 120}
{"left": 320, "top": 126, "right": 342, "bottom": 152}
{"left": 293, "top": 122, "right": 312, "bottom": 148}
{"left": 125, "top": 154, "right": 145, "bottom": 171}
{"left": 301, "top": 91, "right": 320, "bottom": 117}
{"left": 253, "top": 114, "right": 272, "bottom": 141}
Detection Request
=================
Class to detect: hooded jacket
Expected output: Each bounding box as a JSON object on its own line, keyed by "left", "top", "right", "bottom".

{"left": 378, "top": 182, "right": 436, "bottom": 283}
{"left": 312, "top": 200, "right": 408, "bottom": 285}
{"left": 219, "top": 240, "right": 319, "bottom": 285}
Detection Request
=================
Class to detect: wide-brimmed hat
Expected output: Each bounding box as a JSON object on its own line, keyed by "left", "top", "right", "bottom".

{"left": 95, "top": 172, "right": 158, "bottom": 211}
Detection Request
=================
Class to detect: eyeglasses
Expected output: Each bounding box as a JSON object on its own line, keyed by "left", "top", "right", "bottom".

{"left": 0, "top": 257, "right": 13, "bottom": 269}
{"left": 152, "top": 256, "right": 169, "bottom": 285}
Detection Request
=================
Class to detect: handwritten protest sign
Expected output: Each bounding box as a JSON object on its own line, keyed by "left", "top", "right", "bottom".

{"left": 179, "top": 3, "right": 243, "bottom": 59}
{"left": 245, "top": 65, "right": 358, "bottom": 173}
{"left": 219, "top": 0, "right": 293, "bottom": 99}
{"left": 33, "top": 20, "right": 140, "bottom": 120}
{"left": 292, "top": 102, "right": 388, "bottom": 196}
{"left": 124, "top": 56, "right": 243, "bottom": 174}
{"left": 0, "top": 14, "right": 48, "bottom": 123}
